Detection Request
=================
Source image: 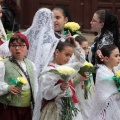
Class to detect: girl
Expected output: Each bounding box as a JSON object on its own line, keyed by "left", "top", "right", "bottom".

{"left": 0, "top": 33, "right": 38, "bottom": 120}
{"left": 75, "top": 34, "right": 95, "bottom": 120}
{"left": 33, "top": 37, "right": 88, "bottom": 120}
{"left": 89, "top": 44, "right": 120, "bottom": 120}
{"left": 52, "top": 6, "right": 72, "bottom": 39}
{"left": 89, "top": 9, "right": 120, "bottom": 65}
{"left": 75, "top": 35, "right": 89, "bottom": 58}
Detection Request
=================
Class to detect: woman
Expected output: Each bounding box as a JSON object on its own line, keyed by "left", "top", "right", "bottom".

{"left": 23, "top": 8, "right": 59, "bottom": 75}
{"left": 88, "top": 9, "right": 120, "bottom": 83}
{"left": 89, "top": 9, "right": 120, "bottom": 65}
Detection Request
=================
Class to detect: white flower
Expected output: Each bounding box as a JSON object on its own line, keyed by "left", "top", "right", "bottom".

{"left": 56, "top": 66, "right": 75, "bottom": 75}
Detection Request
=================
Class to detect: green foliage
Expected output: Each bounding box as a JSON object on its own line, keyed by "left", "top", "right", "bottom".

{"left": 61, "top": 97, "right": 79, "bottom": 120}
{"left": 6, "top": 31, "right": 13, "bottom": 40}
{"left": 78, "top": 65, "right": 94, "bottom": 77}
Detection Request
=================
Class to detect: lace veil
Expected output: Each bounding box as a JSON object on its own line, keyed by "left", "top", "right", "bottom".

{"left": 23, "top": 8, "right": 59, "bottom": 75}
{"left": 23, "top": 8, "right": 59, "bottom": 120}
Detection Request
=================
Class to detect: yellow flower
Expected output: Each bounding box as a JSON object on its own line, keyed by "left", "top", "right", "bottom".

{"left": 17, "top": 77, "right": 27, "bottom": 85}
{"left": 115, "top": 70, "right": 120, "bottom": 78}
{"left": 83, "top": 61, "right": 93, "bottom": 67}
{"left": 56, "top": 66, "right": 75, "bottom": 75}
{"left": 64, "top": 22, "right": 80, "bottom": 32}
{"left": 0, "top": 57, "right": 3, "bottom": 61}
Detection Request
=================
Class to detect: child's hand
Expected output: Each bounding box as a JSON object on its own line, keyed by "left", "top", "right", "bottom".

{"left": 60, "top": 81, "right": 70, "bottom": 91}
{"left": 8, "top": 85, "right": 21, "bottom": 95}
{"left": 78, "top": 72, "right": 90, "bottom": 81}
{"left": 66, "top": 35, "right": 77, "bottom": 47}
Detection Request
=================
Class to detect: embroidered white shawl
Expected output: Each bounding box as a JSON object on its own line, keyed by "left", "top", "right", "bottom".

{"left": 89, "top": 64, "right": 120, "bottom": 120}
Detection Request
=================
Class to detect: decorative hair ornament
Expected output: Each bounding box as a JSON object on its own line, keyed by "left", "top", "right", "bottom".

{"left": 97, "top": 49, "right": 104, "bottom": 61}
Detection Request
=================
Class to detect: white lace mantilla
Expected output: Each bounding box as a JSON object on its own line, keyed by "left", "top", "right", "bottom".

{"left": 23, "top": 8, "right": 59, "bottom": 75}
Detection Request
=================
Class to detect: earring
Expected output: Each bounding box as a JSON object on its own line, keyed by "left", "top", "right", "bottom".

{"left": 55, "top": 54, "right": 58, "bottom": 58}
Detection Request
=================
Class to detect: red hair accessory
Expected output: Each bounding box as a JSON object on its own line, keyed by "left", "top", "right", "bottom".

{"left": 97, "top": 49, "right": 104, "bottom": 61}
{"left": 12, "top": 33, "right": 29, "bottom": 49}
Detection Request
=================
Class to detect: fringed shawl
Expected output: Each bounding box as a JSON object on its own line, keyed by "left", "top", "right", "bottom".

{"left": 89, "top": 65, "right": 120, "bottom": 120}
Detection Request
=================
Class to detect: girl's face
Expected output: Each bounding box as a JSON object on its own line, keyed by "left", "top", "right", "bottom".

{"left": 54, "top": 46, "right": 74, "bottom": 65}
{"left": 105, "top": 48, "right": 120, "bottom": 69}
{"left": 80, "top": 41, "right": 89, "bottom": 56}
{"left": 90, "top": 13, "right": 104, "bottom": 33}
{"left": 9, "top": 40, "right": 28, "bottom": 61}
{"left": 53, "top": 9, "right": 68, "bottom": 32}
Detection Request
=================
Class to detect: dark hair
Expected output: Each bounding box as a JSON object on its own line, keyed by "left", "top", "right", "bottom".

{"left": 9, "top": 35, "right": 26, "bottom": 48}
{"left": 52, "top": 6, "right": 72, "bottom": 22}
{"left": 95, "top": 9, "right": 105, "bottom": 23}
{"left": 92, "top": 9, "right": 120, "bottom": 65}
{"left": 75, "top": 35, "right": 87, "bottom": 45}
{"left": 96, "top": 44, "right": 118, "bottom": 64}
{"left": 2, "top": 0, "right": 20, "bottom": 16}
{"left": 56, "top": 41, "right": 73, "bottom": 52}
{"left": 2, "top": 0, "right": 20, "bottom": 32}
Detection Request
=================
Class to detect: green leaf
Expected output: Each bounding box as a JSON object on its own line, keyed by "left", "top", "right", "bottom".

{"left": 76, "top": 31, "right": 81, "bottom": 35}
{"left": 7, "top": 31, "right": 13, "bottom": 40}
{"left": 9, "top": 77, "right": 17, "bottom": 85}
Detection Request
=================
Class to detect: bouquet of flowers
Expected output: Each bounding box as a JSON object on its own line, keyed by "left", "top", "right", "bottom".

{"left": 78, "top": 61, "right": 94, "bottom": 99}
{"left": 6, "top": 77, "right": 27, "bottom": 106}
{"left": 41, "top": 65, "right": 79, "bottom": 120}
{"left": 64, "top": 22, "right": 81, "bottom": 36}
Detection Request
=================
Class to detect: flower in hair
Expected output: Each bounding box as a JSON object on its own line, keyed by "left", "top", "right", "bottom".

{"left": 97, "top": 50, "right": 104, "bottom": 61}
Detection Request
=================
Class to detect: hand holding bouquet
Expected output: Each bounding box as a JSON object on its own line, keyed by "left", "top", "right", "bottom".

{"left": 41, "top": 65, "right": 79, "bottom": 120}
{"left": 6, "top": 77, "right": 27, "bottom": 106}
{"left": 78, "top": 61, "right": 94, "bottom": 99}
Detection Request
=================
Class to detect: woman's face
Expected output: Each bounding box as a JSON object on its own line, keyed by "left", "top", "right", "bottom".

{"left": 53, "top": 9, "right": 68, "bottom": 32}
{"left": 90, "top": 13, "right": 104, "bottom": 33}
